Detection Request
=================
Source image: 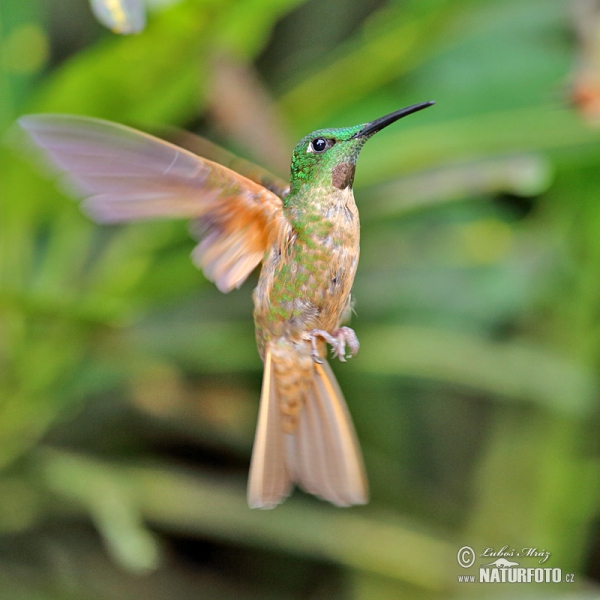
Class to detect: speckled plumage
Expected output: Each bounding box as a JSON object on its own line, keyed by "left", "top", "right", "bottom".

{"left": 19, "top": 101, "right": 434, "bottom": 509}
{"left": 253, "top": 126, "right": 365, "bottom": 434}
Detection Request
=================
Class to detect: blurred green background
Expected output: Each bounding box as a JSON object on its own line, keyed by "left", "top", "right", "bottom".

{"left": 1, "top": 0, "right": 600, "bottom": 598}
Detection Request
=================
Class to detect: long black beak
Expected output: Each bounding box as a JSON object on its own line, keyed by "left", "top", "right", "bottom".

{"left": 352, "top": 101, "right": 435, "bottom": 139}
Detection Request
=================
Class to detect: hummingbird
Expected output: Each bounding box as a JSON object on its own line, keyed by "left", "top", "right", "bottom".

{"left": 18, "top": 101, "right": 434, "bottom": 508}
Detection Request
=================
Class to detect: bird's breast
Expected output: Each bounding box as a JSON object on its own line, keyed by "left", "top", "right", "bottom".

{"left": 253, "top": 187, "right": 359, "bottom": 356}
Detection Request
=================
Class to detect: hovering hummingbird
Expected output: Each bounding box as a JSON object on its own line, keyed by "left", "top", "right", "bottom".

{"left": 19, "top": 101, "right": 434, "bottom": 508}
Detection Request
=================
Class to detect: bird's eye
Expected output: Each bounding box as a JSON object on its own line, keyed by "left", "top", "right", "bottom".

{"left": 310, "top": 137, "right": 328, "bottom": 153}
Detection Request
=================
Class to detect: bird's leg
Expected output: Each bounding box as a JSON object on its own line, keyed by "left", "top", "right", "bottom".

{"left": 306, "top": 327, "right": 360, "bottom": 363}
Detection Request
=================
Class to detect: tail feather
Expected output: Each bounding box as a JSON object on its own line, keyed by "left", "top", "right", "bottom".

{"left": 299, "top": 360, "right": 368, "bottom": 506}
{"left": 287, "top": 384, "right": 336, "bottom": 500}
{"left": 247, "top": 348, "right": 292, "bottom": 509}
{"left": 247, "top": 346, "right": 368, "bottom": 508}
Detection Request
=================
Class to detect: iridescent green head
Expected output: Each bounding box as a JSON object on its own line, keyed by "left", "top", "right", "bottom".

{"left": 288, "top": 101, "right": 434, "bottom": 198}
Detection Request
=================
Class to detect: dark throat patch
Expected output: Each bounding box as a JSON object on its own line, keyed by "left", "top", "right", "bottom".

{"left": 331, "top": 162, "right": 356, "bottom": 190}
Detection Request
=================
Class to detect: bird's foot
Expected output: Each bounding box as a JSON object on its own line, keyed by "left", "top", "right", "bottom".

{"left": 307, "top": 327, "right": 360, "bottom": 363}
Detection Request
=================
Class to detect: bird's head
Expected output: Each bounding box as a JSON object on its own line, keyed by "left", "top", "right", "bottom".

{"left": 287, "top": 101, "right": 434, "bottom": 198}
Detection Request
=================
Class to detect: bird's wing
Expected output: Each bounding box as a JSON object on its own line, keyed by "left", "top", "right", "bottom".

{"left": 19, "top": 114, "right": 288, "bottom": 293}
{"left": 160, "top": 128, "right": 290, "bottom": 200}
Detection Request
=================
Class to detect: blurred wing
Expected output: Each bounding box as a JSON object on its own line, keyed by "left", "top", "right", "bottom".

{"left": 161, "top": 128, "right": 290, "bottom": 200}
{"left": 19, "top": 114, "right": 288, "bottom": 293}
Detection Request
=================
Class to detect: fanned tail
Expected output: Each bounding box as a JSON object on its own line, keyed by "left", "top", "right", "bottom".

{"left": 247, "top": 345, "right": 368, "bottom": 509}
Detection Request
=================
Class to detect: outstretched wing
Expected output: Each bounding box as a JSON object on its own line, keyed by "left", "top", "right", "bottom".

{"left": 161, "top": 128, "right": 290, "bottom": 200}
{"left": 19, "top": 114, "right": 288, "bottom": 293}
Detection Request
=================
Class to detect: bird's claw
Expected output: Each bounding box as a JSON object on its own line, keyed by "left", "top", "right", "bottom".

{"left": 307, "top": 327, "right": 360, "bottom": 363}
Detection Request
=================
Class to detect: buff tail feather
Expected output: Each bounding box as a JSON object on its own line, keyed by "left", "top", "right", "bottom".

{"left": 247, "top": 345, "right": 368, "bottom": 509}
